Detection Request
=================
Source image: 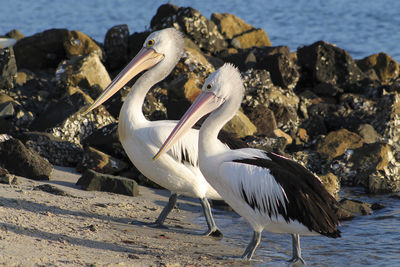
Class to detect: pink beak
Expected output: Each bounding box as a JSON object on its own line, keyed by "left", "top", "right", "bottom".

{"left": 82, "top": 47, "right": 164, "bottom": 115}
{"left": 153, "top": 91, "right": 224, "bottom": 161}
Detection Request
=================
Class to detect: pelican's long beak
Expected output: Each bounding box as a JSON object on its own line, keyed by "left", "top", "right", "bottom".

{"left": 82, "top": 47, "right": 164, "bottom": 115}
{"left": 153, "top": 91, "right": 224, "bottom": 161}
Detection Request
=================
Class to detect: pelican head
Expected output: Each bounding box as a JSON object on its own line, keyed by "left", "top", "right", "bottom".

{"left": 82, "top": 28, "right": 184, "bottom": 114}
{"left": 153, "top": 63, "right": 243, "bottom": 161}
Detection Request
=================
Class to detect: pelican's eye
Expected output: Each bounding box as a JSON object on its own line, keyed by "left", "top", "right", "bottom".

{"left": 146, "top": 39, "right": 155, "bottom": 47}
{"left": 206, "top": 84, "right": 212, "bottom": 91}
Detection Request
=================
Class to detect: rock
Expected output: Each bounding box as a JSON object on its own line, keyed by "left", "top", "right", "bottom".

{"left": 244, "top": 135, "right": 288, "bottom": 153}
{"left": 247, "top": 105, "right": 277, "bottom": 136}
{"left": 14, "top": 29, "right": 69, "bottom": 69}
{"left": 63, "top": 30, "right": 103, "bottom": 59}
{"left": 49, "top": 100, "right": 116, "bottom": 146}
{"left": 150, "top": 4, "right": 179, "bottom": 30}
{"left": 312, "top": 82, "right": 342, "bottom": 97}
{"left": 257, "top": 50, "right": 299, "bottom": 88}
{"left": 231, "top": 28, "right": 271, "bottom": 49}
{"left": 222, "top": 110, "right": 257, "bottom": 138}
{"left": 332, "top": 142, "right": 399, "bottom": 193}
{"left": 318, "top": 172, "right": 340, "bottom": 199}
{"left": 317, "top": 129, "right": 364, "bottom": 160}
{"left": 217, "top": 48, "right": 257, "bottom": 71}
{"left": 339, "top": 198, "right": 372, "bottom": 216}
{"left": 33, "top": 184, "right": 73, "bottom": 197}
{"left": 210, "top": 13, "right": 254, "bottom": 39}
{"left": 0, "top": 166, "right": 16, "bottom": 184}
{"left": 17, "top": 131, "right": 83, "bottom": 167}
{"left": 82, "top": 122, "right": 127, "bottom": 160}
{"left": 0, "top": 93, "right": 16, "bottom": 118}
{"left": 56, "top": 53, "right": 111, "bottom": 99}
{"left": 152, "top": 6, "right": 228, "bottom": 54}
{"left": 104, "top": 24, "right": 130, "bottom": 70}
{"left": 356, "top": 124, "right": 380, "bottom": 144}
{"left": 0, "top": 138, "right": 53, "bottom": 180}
{"left": 0, "top": 47, "right": 17, "bottom": 89}
{"left": 272, "top": 129, "right": 293, "bottom": 146}
{"left": 241, "top": 69, "right": 300, "bottom": 136}
{"left": 297, "top": 41, "right": 366, "bottom": 89}
{"left": 300, "top": 115, "right": 327, "bottom": 139}
{"left": 167, "top": 47, "right": 215, "bottom": 119}
{"left": 127, "top": 31, "right": 151, "bottom": 62}
{"left": 78, "top": 146, "right": 129, "bottom": 175}
{"left": 30, "top": 87, "right": 91, "bottom": 131}
{"left": 356, "top": 52, "right": 399, "bottom": 83}
{"left": 5, "top": 29, "right": 25, "bottom": 41}
{"left": 76, "top": 169, "right": 139, "bottom": 197}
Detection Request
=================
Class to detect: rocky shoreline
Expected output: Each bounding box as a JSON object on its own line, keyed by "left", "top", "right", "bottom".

{"left": 1, "top": 3, "right": 400, "bottom": 264}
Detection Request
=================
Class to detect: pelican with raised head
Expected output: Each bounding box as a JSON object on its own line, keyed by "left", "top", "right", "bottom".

{"left": 83, "top": 28, "right": 224, "bottom": 237}
{"left": 154, "top": 63, "right": 341, "bottom": 263}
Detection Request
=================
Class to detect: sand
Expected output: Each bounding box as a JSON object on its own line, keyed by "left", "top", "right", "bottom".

{"left": 0, "top": 166, "right": 251, "bottom": 266}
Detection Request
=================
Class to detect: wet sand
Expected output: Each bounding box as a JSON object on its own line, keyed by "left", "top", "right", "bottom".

{"left": 0, "top": 167, "right": 251, "bottom": 266}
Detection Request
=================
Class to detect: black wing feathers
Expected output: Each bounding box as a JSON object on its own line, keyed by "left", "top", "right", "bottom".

{"left": 234, "top": 151, "right": 341, "bottom": 238}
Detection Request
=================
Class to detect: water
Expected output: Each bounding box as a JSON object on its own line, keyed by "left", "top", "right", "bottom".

{"left": 1, "top": 1, "right": 399, "bottom": 265}
{"left": 198, "top": 187, "right": 400, "bottom": 266}
{"left": 0, "top": 0, "right": 399, "bottom": 62}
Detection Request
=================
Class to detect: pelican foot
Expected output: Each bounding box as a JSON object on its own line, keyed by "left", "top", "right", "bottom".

{"left": 288, "top": 256, "right": 306, "bottom": 266}
{"left": 204, "top": 228, "right": 223, "bottom": 240}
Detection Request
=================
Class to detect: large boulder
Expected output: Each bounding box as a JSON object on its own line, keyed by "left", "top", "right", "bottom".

{"left": 0, "top": 137, "right": 53, "bottom": 180}
{"left": 104, "top": 24, "right": 130, "bottom": 71}
{"left": 56, "top": 53, "right": 111, "bottom": 99}
{"left": 151, "top": 6, "right": 228, "bottom": 54}
{"left": 231, "top": 28, "right": 271, "bottom": 49}
{"left": 0, "top": 47, "right": 17, "bottom": 89}
{"left": 297, "top": 41, "right": 366, "bottom": 89}
{"left": 14, "top": 29, "right": 69, "bottom": 69}
{"left": 356, "top": 52, "right": 399, "bottom": 83}
{"left": 78, "top": 146, "right": 129, "bottom": 175}
{"left": 17, "top": 131, "right": 83, "bottom": 167}
{"left": 211, "top": 13, "right": 254, "bottom": 39}
{"left": 332, "top": 142, "right": 399, "bottom": 193}
{"left": 317, "top": 128, "right": 364, "bottom": 160}
{"left": 63, "top": 30, "right": 103, "bottom": 59}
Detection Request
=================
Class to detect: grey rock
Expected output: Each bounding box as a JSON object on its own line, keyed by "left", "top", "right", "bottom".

{"left": 78, "top": 146, "right": 130, "bottom": 175}
{"left": 14, "top": 29, "right": 69, "bottom": 70}
{"left": 0, "top": 138, "right": 53, "bottom": 180}
{"left": 297, "top": 40, "right": 366, "bottom": 89}
{"left": 17, "top": 131, "right": 83, "bottom": 167}
{"left": 104, "top": 24, "right": 130, "bottom": 70}
{"left": 0, "top": 47, "right": 17, "bottom": 89}
{"left": 152, "top": 6, "right": 228, "bottom": 54}
{"left": 76, "top": 169, "right": 139, "bottom": 197}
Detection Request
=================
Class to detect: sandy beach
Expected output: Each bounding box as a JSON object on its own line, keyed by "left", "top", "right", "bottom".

{"left": 0, "top": 167, "right": 250, "bottom": 266}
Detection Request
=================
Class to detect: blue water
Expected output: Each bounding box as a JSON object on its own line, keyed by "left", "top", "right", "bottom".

{"left": 0, "top": 0, "right": 400, "bottom": 62}
{"left": 1, "top": 1, "right": 399, "bottom": 265}
{"left": 198, "top": 187, "right": 400, "bottom": 266}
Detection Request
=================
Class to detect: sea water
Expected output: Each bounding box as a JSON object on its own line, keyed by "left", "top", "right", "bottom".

{"left": 0, "top": 0, "right": 399, "bottom": 62}
{"left": 197, "top": 187, "right": 400, "bottom": 266}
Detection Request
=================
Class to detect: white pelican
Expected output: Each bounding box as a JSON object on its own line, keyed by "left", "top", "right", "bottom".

{"left": 154, "top": 63, "right": 341, "bottom": 263}
{"left": 83, "top": 28, "right": 225, "bottom": 237}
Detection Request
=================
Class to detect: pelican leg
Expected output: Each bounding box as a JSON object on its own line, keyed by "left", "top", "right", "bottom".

{"left": 200, "top": 197, "right": 223, "bottom": 239}
{"left": 241, "top": 230, "right": 262, "bottom": 260}
{"left": 288, "top": 234, "right": 306, "bottom": 265}
{"left": 154, "top": 193, "right": 179, "bottom": 227}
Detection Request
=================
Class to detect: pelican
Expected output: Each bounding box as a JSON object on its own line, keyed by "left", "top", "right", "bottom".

{"left": 83, "top": 28, "right": 224, "bottom": 237}
{"left": 154, "top": 63, "right": 341, "bottom": 263}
